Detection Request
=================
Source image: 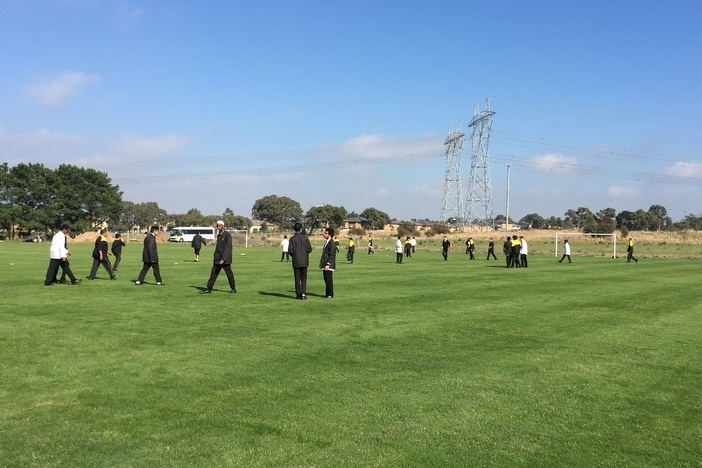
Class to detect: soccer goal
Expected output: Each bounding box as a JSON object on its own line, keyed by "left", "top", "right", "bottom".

{"left": 228, "top": 229, "right": 250, "bottom": 248}
{"left": 555, "top": 232, "right": 617, "bottom": 258}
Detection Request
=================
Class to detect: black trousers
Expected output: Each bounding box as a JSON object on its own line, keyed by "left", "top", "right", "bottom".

{"left": 90, "top": 257, "right": 115, "bottom": 279}
{"left": 137, "top": 262, "right": 162, "bottom": 283}
{"left": 520, "top": 254, "right": 528, "bottom": 268}
{"left": 45, "top": 258, "right": 76, "bottom": 285}
{"left": 396, "top": 252, "right": 403, "bottom": 263}
{"left": 442, "top": 250, "right": 448, "bottom": 261}
{"left": 207, "top": 263, "right": 235, "bottom": 290}
{"left": 293, "top": 266, "right": 308, "bottom": 297}
{"left": 323, "top": 269, "right": 334, "bottom": 297}
{"left": 112, "top": 253, "right": 122, "bottom": 271}
{"left": 487, "top": 249, "right": 497, "bottom": 260}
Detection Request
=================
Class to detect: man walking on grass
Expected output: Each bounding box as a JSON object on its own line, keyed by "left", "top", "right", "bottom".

{"left": 135, "top": 225, "right": 163, "bottom": 285}
{"left": 44, "top": 224, "right": 80, "bottom": 285}
{"left": 201, "top": 220, "right": 237, "bottom": 294}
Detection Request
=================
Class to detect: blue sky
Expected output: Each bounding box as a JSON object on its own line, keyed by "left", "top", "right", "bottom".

{"left": 1, "top": 0, "right": 701, "bottom": 222}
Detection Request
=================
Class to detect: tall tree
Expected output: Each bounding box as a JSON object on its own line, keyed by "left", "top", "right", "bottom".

{"left": 53, "top": 164, "right": 123, "bottom": 232}
{"left": 648, "top": 204, "right": 672, "bottom": 231}
{"left": 359, "top": 207, "right": 391, "bottom": 230}
{"left": 305, "top": 204, "right": 348, "bottom": 232}
{"left": 251, "top": 195, "right": 303, "bottom": 230}
{"left": 7, "top": 163, "right": 56, "bottom": 233}
{"left": 584, "top": 207, "right": 616, "bottom": 233}
{"left": 222, "top": 208, "right": 252, "bottom": 230}
{"left": 519, "top": 213, "right": 544, "bottom": 229}
{"left": 171, "top": 208, "right": 209, "bottom": 227}
{"left": 0, "top": 163, "right": 12, "bottom": 235}
{"left": 0, "top": 163, "right": 122, "bottom": 235}
{"left": 119, "top": 201, "right": 167, "bottom": 231}
{"left": 564, "top": 207, "right": 594, "bottom": 229}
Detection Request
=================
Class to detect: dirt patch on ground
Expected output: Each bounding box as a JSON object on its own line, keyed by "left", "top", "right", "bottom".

{"left": 70, "top": 231, "right": 169, "bottom": 244}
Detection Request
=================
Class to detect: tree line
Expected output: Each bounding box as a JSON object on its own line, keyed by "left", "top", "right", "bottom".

{"left": 2, "top": 162, "right": 700, "bottom": 238}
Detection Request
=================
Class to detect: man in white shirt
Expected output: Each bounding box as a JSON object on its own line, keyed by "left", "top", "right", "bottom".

{"left": 280, "top": 235, "right": 290, "bottom": 262}
{"left": 519, "top": 235, "right": 529, "bottom": 268}
{"left": 395, "top": 236, "right": 403, "bottom": 264}
{"left": 558, "top": 239, "right": 572, "bottom": 263}
{"left": 44, "top": 224, "right": 80, "bottom": 285}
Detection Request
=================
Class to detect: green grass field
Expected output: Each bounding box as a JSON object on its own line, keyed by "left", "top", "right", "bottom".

{"left": 1, "top": 240, "right": 700, "bottom": 467}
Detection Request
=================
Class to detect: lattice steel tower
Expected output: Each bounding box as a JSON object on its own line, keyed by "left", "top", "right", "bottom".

{"left": 440, "top": 122, "right": 465, "bottom": 224}
{"left": 465, "top": 99, "right": 496, "bottom": 228}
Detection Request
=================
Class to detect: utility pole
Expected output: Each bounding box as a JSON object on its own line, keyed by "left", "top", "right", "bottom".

{"left": 505, "top": 164, "right": 511, "bottom": 231}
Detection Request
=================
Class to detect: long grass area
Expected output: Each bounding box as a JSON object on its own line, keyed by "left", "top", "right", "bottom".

{"left": 1, "top": 240, "right": 700, "bottom": 467}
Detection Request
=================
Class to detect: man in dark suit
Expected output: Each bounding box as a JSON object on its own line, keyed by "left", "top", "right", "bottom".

{"left": 89, "top": 228, "right": 117, "bottom": 280}
{"left": 503, "top": 236, "right": 513, "bottom": 268}
{"left": 135, "top": 225, "right": 163, "bottom": 285}
{"left": 288, "top": 222, "right": 313, "bottom": 299}
{"left": 201, "top": 220, "right": 237, "bottom": 294}
{"left": 319, "top": 227, "right": 337, "bottom": 298}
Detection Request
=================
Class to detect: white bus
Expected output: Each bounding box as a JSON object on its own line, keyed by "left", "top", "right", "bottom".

{"left": 168, "top": 226, "right": 217, "bottom": 243}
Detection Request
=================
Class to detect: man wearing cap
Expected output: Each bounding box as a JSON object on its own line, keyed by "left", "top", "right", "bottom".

{"left": 201, "top": 220, "right": 237, "bottom": 294}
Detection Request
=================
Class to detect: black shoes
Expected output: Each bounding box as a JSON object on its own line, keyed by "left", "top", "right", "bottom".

{"left": 200, "top": 289, "right": 212, "bottom": 294}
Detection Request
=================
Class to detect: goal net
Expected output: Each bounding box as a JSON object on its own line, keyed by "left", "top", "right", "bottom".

{"left": 228, "top": 229, "right": 250, "bottom": 248}
{"left": 554, "top": 232, "right": 617, "bottom": 258}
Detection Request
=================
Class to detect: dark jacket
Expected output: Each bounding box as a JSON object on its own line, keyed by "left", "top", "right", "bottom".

{"left": 288, "top": 232, "right": 313, "bottom": 268}
{"left": 93, "top": 235, "right": 109, "bottom": 260}
{"left": 214, "top": 230, "right": 233, "bottom": 264}
{"left": 319, "top": 238, "right": 337, "bottom": 270}
{"left": 503, "top": 240, "right": 512, "bottom": 255}
{"left": 142, "top": 233, "right": 159, "bottom": 263}
{"left": 111, "top": 239, "right": 125, "bottom": 255}
{"left": 191, "top": 233, "right": 206, "bottom": 249}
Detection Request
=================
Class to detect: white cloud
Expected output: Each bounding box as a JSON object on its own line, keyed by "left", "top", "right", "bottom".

{"left": 109, "top": 134, "right": 191, "bottom": 157}
{"left": 607, "top": 186, "right": 639, "bottom": 198}
{"left": 329, "top": 134, "right": 443, "bottom": 164}
{"left": 0, "top": 127, "right": 83, "bottom": 162}
{"left": 25, "top": 71, "right": 101, "bottom": 107}
{"left": 524, "top": 153, "right": 578, "bottom": 173}
{"left": 664, "top": 161, "right": 702, "bottom": 179}
{"left": 375, "top": 187, "right": 390, "bottom": 197}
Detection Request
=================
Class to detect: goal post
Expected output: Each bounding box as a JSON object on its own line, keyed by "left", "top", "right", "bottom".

{"left": 555, "top": 232, "right": 617, "bottom": 258}
{"left": 228, "top": 229, "right": 250, "bottom": 248}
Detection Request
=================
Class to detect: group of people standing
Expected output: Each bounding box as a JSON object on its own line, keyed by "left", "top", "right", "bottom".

{"left": 286, "top": 223, "right": 336, "bottom": 299}
{"left": 503, "top": 235, "right": 529, "bottom": 268}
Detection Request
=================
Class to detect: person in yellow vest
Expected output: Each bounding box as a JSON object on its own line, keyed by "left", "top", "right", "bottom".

{"left": 89, "top": 228, "right": 117, "bottom": 280}
{"left": 510, "top": 235, "right": 521, "bottom": 268}
{"left": 627, "top": 237, "right": 639, "bottom": 263}
{"left": 346, "top": 237, "right": 356, "bottom": 263}
{"left": 404, "top": 236, "right": 412, "bottom": 258}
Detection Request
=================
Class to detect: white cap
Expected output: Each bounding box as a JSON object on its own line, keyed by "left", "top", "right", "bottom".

{"left": 216, "top": 220, "right": 224, "bottom": 226}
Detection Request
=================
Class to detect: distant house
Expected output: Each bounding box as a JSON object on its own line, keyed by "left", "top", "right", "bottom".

{"left": 382, "top": 219, "right": 436, "bottom": 233}
{"left": 344, "top": 217, "right": 371, "bottom": 230}
{"left": 413, "top": 219, "right": 434, "bottom": 232}
{"left": 250, "top": 219, "right": 279, "bottom": 233}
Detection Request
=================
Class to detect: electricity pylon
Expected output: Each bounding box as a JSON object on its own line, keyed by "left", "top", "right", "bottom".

{"left": 440, "top": 122, "right": 465, "bottom": 224}
{"left": 465, "top": 99, "right": 495, "bottom": 228}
